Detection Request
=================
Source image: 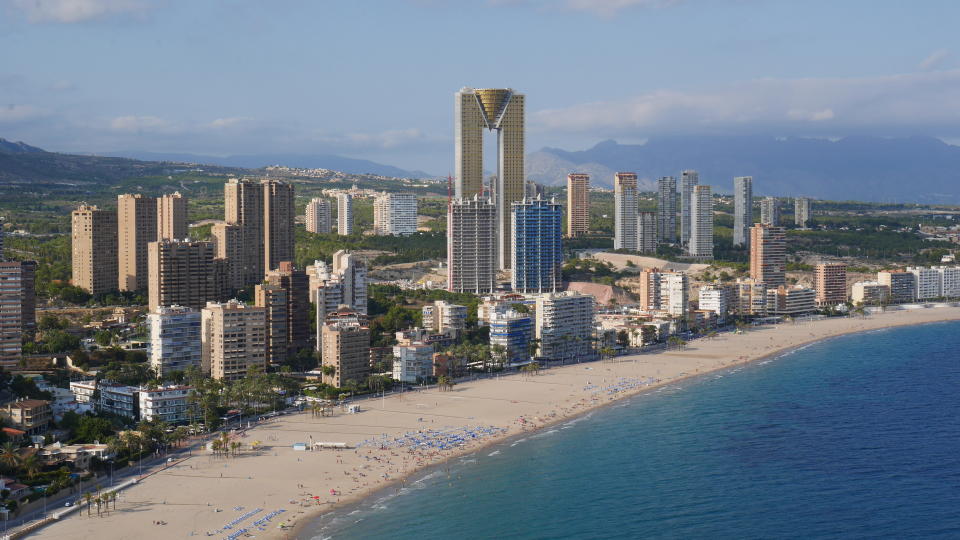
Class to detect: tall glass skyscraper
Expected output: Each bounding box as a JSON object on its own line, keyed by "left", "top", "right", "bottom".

{"left": 733, "top": 176, "right": 753, "bottom": 248}
{"left": 511, "top": 197, "right": 563, "bottom": 293}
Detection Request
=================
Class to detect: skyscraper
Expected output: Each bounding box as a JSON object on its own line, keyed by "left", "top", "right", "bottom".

{"left": 638, "top": 212, "right": 658, "bottom": 253}
{"left": 614, "top": 172, "right": 638, "bottom": 251}
{"left": 157, "top": 192, "right": 188, "bottom": 241}
{"left": 815, "top": 263, "right": 847, "bottom": 306}
{"left": 733, "top": 176, "right": 753, "bottom": 248}
{"left": 749, "top": 224, "right": 786, "bottom": 288}
{"left": 0, "top": 260, "right": 36, "bottom": 369}
{"left": 118, "top": 193, "right": 157, "bottom": 291}
{"left": 264, "top": 261, "right": 311, "bottom": 356}
{"left": 337, "top": 193, "right": 353, "bottom": 235}
{"left": 211, "top": 222, "right": 243, "bottom": 291}
{"left": 680, "top": 170, "right": 699, "bottom": 245}
{"left": 373, "top": 192, "right": 418, "bottom": 236}
{"left": 305, "top": 198, "right": 332, "bottom": 234}
{"left": 454, "top": 87, "right": 525, "bottom": 269}
{"left": 657, "top": 176, "right": 677, "bottom": 243}
{"left": 262, "top": 178, "right": 295, "bottom": 274}
{"left": 566, "top": 173, "right": 590, "bottom": 237}
{"left": 512, "top": 197, "right": 563, "bottom": 293}
{"left": 224, "top": 178, "right": 264, "bottom": 285}
{"left": 688, "top": 185, "right": 713, "bottom": 258}
{"left": 447, "top": 195, "right": 497, "bottom": 294}
{"left": 147, "top": 239, "right": 226, "bottom": 312}
{"left": 795, "top": 197, "right": 811, "bottom": 227}
{"left": 147, "top": 305, "right": 201, "bottom": 377}
{"left": 659, "top": 272, "right": 689, "bottom": 318}
{"left": 319, "top": 306, "right": 370, "bottom": 388}
{"left": 760, "top": 196, "right": 780, "bottom": 226}
{"left": 255, "top": 283, "right": 288, "bottom": 365}
{"left": 71, "top": 205, "right": 118, "bottom": 295}
{"left": 201, "top": 300, "right": 266, "bottom": 381}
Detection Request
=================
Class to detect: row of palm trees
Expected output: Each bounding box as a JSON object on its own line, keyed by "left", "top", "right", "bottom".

{"left": 82, "top": 488, "right": 118, "bottom": 517}
{"left": 209, "top": 432, "right": 243, "bottom": 458}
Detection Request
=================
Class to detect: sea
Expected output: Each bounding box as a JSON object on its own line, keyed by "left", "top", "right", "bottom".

{"left": 310, "top": 321, "right": 960, "bottom": 539}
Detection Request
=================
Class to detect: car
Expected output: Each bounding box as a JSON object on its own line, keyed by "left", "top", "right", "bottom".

{"left": 64, "top": 502, "right": 72, "bottom": 507}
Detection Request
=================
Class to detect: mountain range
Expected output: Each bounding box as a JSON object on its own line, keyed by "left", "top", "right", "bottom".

{"left": 525, "top": 135, "right": 960, "bottom": 204}
{"left": 102, "top": 151, "right": 432, "bottom": 179}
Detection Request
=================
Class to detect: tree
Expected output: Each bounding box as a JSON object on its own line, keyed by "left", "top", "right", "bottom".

{"left": 84, "top": 492, "right": 93, "bottom": 516}
{"left": 76, "top": 416, "right": 115, "bottom": 443}
{"left": 0, "top": 442, "right": 21, "bottom": 472}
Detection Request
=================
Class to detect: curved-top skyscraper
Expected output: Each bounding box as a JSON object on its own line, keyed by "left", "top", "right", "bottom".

{"left": 455, "top": 87, "right": 525, "bottom": 269}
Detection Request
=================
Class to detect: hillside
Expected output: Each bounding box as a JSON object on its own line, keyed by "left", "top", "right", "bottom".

{"left": 525, "top": 136, "right": 960, "bottom": 204}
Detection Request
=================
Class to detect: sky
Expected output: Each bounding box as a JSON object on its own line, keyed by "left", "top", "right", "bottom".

{"left": 2, "top": 0, "right": 959, "bottom": 173}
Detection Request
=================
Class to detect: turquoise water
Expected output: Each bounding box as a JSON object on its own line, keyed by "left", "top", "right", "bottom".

{"left": 312, "top": 321, "right": 960, "bottom": 539}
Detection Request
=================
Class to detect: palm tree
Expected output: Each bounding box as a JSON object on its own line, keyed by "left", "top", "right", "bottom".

{"left": 599, "top": 347, "right": 615, "bottom": 362}
{"left": 84, "top": 492, "right": 93, "bottom": 516}
{"left": 21, "top": 455, "right": 41, "bottom": 480}
{"left": 0, "top": 442, "right": 21, "bottom": 472}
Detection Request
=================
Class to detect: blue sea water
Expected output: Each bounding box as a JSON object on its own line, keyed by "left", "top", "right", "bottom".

{"left": 311, "top": 321, "right": 960, "bottom": 540}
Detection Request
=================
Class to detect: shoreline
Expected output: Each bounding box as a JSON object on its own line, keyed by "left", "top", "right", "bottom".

{"left": 31, "top": 307, "right": 960, "bottom": 540}
{"left": 288, "top": 310, "right": 960, "bottom": 540}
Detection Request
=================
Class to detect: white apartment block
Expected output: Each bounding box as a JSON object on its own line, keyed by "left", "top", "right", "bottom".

{"left": 373, "top": 192, "right": 417, "bottom": 236}
{"left": 422, "top": 301, "right": 468, "bottom": 335}
{"left": 795, "top": 197, "right": 811, "bottom": 227}
{"left": 688, "top": 185, "right": 713, "bottom": 258}
{"left": 310, "top": 251, "right": 368, "bottom": 351}
{"left": 138, "top": 385, "right": 194, "bottom": 424}
{"left": 698, "top": 285, "right": 730, "bottom": 323}
{"left": 305, "top": 198, "right": 332, "bottom": 234}
{"left": 147, "top": 305, "right": 201, "bottom": 378}
{"left": 766, "top": 286, "right": 816, "bottom": 315}
{"left": 733, "top": 176, "right": 753, "bottom": 248}
{"left": 907, "top": 266, "right": 942, "bottom": 300}
{"left": 659, "top": 272, "right": 689, "bottom": 318}
{"left": 392, "top": 343, "right": 434, "bottom": 383}
{"left": 760, "top": 197, "right": 780, "bottom": 226}
{"left": 535, "top": 292, "right": 596, "bottom": 363}
{"left": 337, "top": 193, "right": 353, "bottom": 235}
{"left": 614, "top": 173, "right": 638, "bottom": 251}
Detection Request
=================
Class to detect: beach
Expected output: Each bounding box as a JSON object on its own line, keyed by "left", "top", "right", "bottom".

{"left": 31, "top": 306, "right": 960, "bottom": 540}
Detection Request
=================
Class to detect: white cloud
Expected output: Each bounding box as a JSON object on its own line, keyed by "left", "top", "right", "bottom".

{"left": 207, "top": 117, "right": 252, "bottom": 129}
{"left": 322, "top": 128, "right": 427, "bottom": 150}
{"left": 0, "top": 104, "right": 48, "bottom": 123}
{"left": 7, "top": 0, "right": 147, "bottom": 23}
{"left": 110, "top": 115, "right": 168, "bottom": 132}
{"left": 919, "top": 49, "right": 950, "bottom": 71}
{"left": 563, "top": 0, "right": 679, "bottom": 16}
{"left": 533, "top": 70, "right": 960, "bottom": 137}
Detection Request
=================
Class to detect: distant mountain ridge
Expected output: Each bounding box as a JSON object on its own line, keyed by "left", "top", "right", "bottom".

{"left": 525, "top": 135, "right": 960, "bottom": 204}
{"left": 104, "top": 151, "right": 433, "bottom": 179}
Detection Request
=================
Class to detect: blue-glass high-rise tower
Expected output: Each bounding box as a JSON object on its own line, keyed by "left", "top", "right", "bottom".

{"left": 511, "top": 197, "right": 563, "bottom": 293}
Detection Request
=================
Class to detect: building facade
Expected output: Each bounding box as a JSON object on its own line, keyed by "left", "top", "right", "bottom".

{"left": 263, "top": 179, "right": 295, "bottom": 274}
{"left": 749, "top": 224, "right": 786, "bottom": 288}
{"left": 138, "top": 386, "right": 194, "bottom": 424}
{"left": 157, "top": 192, "right": 188, "bottom": 241}
{"left": 688, "top": 185, "right": 713, "bottom": 258}
{"left": 489, "top": 309, "right": 533, "bottom": 364}
{"left": 454, "top": 87, "right": 525, "bottom": 270}
{"left": 118, "top": 193, "right": 158, "bottom": 292}
{"left": 201, "top": 300, "right": 267, "bottom": 381}
{"left": 566, "top": 173, "right": 590, "bottom": 237}
{"left": 264, "top": 261, "right": 311, "bottom": 355}
{"left": 766, "top": 286, "right": 816, "bottom": 315}
{"left": 422, "top": 301, "right": 468, "bottom": 336}
{"left": 877, "top": 270, "right": 916, "bottom": 303}
{"left": 760, "top": 197, "right": 780, "bottom": 226}
{"left": 638, "top": 211, "right": 657, "bottom": 254}
{"left": 733, "top": 176, "right": 753, "bottom": 248}
{"left": 795, "top": 197, "right": 811, "bottom": 227}
{"left": 255, "top": 283, "right": 289, "bottom": 365}
{"left": 392, "top": 343, "right": 434, "bottom": 383}
{"left": 535, "top": 292, "right": 596, "bottom": 363}
{"left": 147, "top": 305, "right": 201, "bottom": 377}
{"left": 147, "top": 239, "right": 226, "bottom": 312}
{"left": 211, "top": 222, "right": 243, "bottom": 291}
{"left": 614, "top": 172, "right": 639, "bottom": 251}
{"left": 680, "top": 170, "right": 699, "bottom": 245}
{"left": 657, "top": 176, "right": 677, "bottom": 243}
{"left": 320, "top": 307, "right": 370, "bottom": 388}
{"left": 224, "top": 178, "right": 265, "bottom": 286}
{"left": 337, "top": 193, "right": 353, "bottom": 235}
{"left": 512, "top": 197, "right": 563, "bottom": 293}
{"left": 305, "top": 198, "right": 333, "bottom": 234}
{"left": 373, "top": 192, "right": 418, "bottom": 236}
{"left": 0, "top": 261, "right": 36, "bottom": 369}
{"left": 72, "top": 205, "right": 118, "bottom": 295}
{"left": 814, "top": 263, "right": 847, "bottom": 306}
{"left": 447, "top": 195, "right": 497, "bottom": 294}
{"left": 852, "top": 281, "right": 890, "bottom": 305}
{"left": 659, "top": 272, "right": 689, "bottom": 318}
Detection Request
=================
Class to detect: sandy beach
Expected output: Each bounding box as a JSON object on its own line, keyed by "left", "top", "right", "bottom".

{"left": 31, "top": 306, "right": 960, "bottom": 540}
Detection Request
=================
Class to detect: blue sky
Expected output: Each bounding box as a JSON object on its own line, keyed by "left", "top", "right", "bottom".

{"left": 2, "top": 0, "right": 959, "bottom": 173}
